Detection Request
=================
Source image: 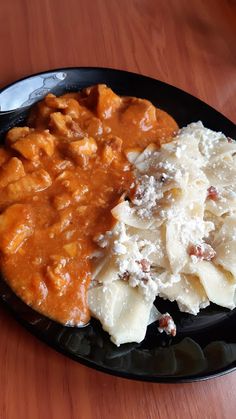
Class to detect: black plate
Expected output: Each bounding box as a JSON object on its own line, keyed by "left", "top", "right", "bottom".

{"left": 0, "top": 67, "right": 236, "bottom": 383}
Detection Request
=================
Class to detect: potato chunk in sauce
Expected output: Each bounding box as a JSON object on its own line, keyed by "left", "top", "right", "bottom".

{"left": 0, "top": 85, "right": 178, "bottom": 326}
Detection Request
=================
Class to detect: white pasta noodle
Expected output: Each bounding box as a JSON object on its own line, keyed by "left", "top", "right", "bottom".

{"left": 88, "top": 281, "right": 154, "bottom": 346}
{"left": 214, "top": 241, "right": 236, "bottom": 278}
{"left": 204, "top": 160, "right": 236, "bottom": 188}
{"left": 156, "top": 271, "right": 209, "bottom": 315}
{"left": 125, "top": 149, "right": 141, "bottom": 164}
{"left": 92, "top": 254, "right": 119, "bottom": 284}
{"left": 187, "top": 261, "right": 236, "bottom": 310}
{"left": 132, "top": 143, "right": 158, "bottom": 168}
{"left": 213, "top": 215, "right": 236, "bottom": 245}
{"left": 89, "top": 121, "right": 236, "bottom": 345}
{"left": 205, "top": 189, "right": 236, "bottom": 216}
{"left": 111, "top": 200, "right": 157, "bottom": 229}
{"left": 165, "top": 218, "right": 189, "bottom": 273}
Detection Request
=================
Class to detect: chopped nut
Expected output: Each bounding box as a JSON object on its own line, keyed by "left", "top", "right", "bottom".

{"left": 118, "top": 271, "right": 130, "bottom": 281}
{"left": 188, "top": 243, "right": 216, "bottom": 261}
{"left": 139, "top": 258, "right": 150, "bottom": 273}
{"left": 158, "top": 313, "right": 176, "bottom": 336}
{"left": 207, "top": 186, "right": 219, "bottom": 201}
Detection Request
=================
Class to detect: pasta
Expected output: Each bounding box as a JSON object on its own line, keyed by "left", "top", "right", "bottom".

{"left": 88, "top": 281, "right": 154, "bottom": 346}
{"left": 90, "top": 122, "right": 236, "bottom": 345}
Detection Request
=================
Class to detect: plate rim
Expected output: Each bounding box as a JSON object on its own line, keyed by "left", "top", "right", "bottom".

{"left": 0, "top": 66, "right": 235, "bottom": 127}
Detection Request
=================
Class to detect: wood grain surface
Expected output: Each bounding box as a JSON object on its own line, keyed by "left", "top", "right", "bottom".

{"left": 0, "top": 0, "right": 236, "bottom": 418}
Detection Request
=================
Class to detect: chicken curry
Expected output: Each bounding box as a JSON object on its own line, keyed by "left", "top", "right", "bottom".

{"left": 0, "top": 84, "right": 178, "bottom": 325}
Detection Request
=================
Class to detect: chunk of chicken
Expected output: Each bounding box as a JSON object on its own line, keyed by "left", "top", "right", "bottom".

{"left": 96, "top": 85, "right": 122, "bottom": 119}
{"left": 1, "top": 169, "right": 52, "bottom": 206}
{"left": 64, "top": 99, "right": 84, "bottom": 119}
{"left": 6, "top": 127, "right": 32, "bottom": 143}
{"left": 45, "top": 94, "right": 83, "bottom": 119}
{"left": 45, "top": 94, "right": 69, "bottom": 110}
{"left": 53, "top": 193, "right": 72, "bottom": 210}
{"left": 46, "top": 257, "right": 70, "bottom": 293}
{"left": 47, "top": 208, "right": 73, "bottom": 237}
{"left": 121, "top": 98, "right": 157, "bottom": 131}
{"left": 101, "top": 136, "right": 123, "bottom": 165}
{"left": 56, "top": 170, "right": 88, "bottom": 200}
{"left": 83, "top": 117, "right": 103, "bottom": 138}
{"left": 83, "top": 84, "right": 122, "bottom": 119}
{"left": 0, "top": 158, "right": 25, "bottom": 189}
{"left": 0, "top": 204, "right": 34, "bottom": 254}
{"left": 68, "top": 137, "right": 97, "bottom": 164}
{"left": 50, "top": 112, "right": 84, "bottom": 138}
{"left": 10, "top": 130, "right": 55, "bottom": 160}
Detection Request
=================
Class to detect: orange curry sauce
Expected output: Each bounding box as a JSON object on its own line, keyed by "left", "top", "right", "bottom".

{"left": 0, "top": 85, "right": 178, "bottom": 326}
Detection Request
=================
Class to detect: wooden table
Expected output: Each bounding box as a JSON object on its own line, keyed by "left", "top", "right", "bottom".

{"left": 0, "top": 1, "right": 235, "bottom": 417}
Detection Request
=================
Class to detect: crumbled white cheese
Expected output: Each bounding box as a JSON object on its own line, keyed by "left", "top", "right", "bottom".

{"left": 113, "top": 241, "right": 127, "bottom": 255}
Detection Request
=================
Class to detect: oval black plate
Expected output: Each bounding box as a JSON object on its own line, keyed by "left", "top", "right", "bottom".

{"left": 0, "top": 67, "right": 236, "bottom": 383}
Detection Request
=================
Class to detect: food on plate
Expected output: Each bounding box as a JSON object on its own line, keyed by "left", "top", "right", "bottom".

{"left": 0, "top": 84, "right": 235, "bottom": 346}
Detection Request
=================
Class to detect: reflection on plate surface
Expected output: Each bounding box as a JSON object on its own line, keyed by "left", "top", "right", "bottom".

{"left": 0, "top": 67, "right": 236, "bottom": 382}
{"left": 0, "top": 71, "right": 67, "bottom": 111}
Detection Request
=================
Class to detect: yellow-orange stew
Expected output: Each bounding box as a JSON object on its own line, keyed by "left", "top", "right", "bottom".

{"left": 0, "top": 84, "right": 178, "bottom": 326}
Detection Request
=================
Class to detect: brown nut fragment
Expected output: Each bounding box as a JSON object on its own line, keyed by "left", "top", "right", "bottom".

{"left": 207, "top": 186, "right": 219, "bottom": 201}
{"left": 139, "top": 259, "right": 150, "bottom": 273}
{"left": 158, "top": 313, "right": 176, "bottom": 337}
{"left": 188, "top": 243, "right": 216, "bottom": 261}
